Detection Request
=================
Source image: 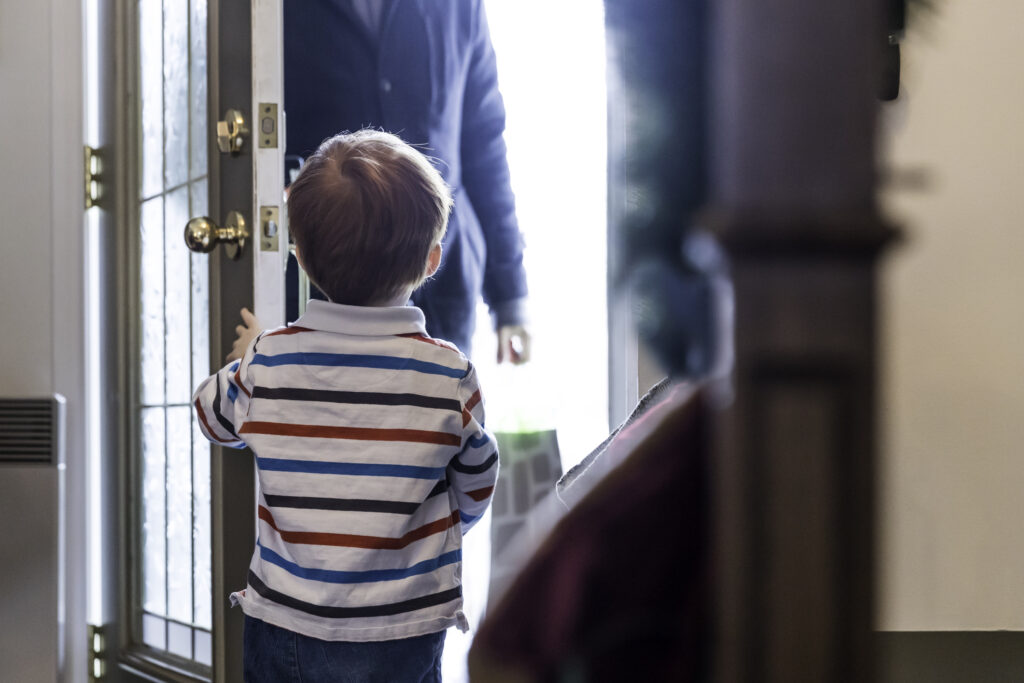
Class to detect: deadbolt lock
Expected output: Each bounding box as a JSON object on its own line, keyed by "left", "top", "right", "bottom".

{"left": 184, "top": 211, "right": 249, "bottom": 260}
{"left": 216, "top": 109, "right": 249, "bottom": 154}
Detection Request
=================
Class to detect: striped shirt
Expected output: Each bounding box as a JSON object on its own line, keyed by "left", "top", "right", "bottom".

{"left": 193, "top": 300, "right": 498, "bottom": 642}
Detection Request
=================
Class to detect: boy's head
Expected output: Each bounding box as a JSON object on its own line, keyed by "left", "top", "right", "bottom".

{"left": 287, "top": 130, "right": 453, "bottom": 306}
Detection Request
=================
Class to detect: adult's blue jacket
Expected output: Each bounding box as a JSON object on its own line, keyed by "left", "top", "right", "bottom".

{"left": 285, "top": 0, "right": 528, "bottom": 352}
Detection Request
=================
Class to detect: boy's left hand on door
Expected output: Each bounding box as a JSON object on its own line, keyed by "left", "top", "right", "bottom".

{"left": 226, "top": 307, "right": 263, "bottom": 362}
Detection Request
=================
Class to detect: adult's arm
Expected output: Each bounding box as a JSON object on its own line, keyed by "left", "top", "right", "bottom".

{"left": 460, "top": 0, "right": 528, "bottom": 328}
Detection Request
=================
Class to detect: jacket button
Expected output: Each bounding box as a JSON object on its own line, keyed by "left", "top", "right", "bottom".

{"left": 380, "top": 78, "right": 392, "bottom": 93}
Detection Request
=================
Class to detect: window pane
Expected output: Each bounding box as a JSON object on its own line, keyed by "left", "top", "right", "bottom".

{"left": 166, "top": 406, "right": 193, "bottom": 624}
{"left": 135, "top": 0, "right": 211, "bottom": 669}
{"left": 141, "top": 407, "right": 166, "bottom": 615}
{"left": 190, "top": 179, "right": 209, "bottom": 387}
{"left": 142, "top": 613, "right": 166, "bottom": 651}
{"left": 163, "top": 0, "right": 189, "bottom": 189}
{"left": 192, "top": 413, "right": 212, "bottom": 628}
{"left": 140, "top": 197, "right": 166, "bottom": 406}
{"left": 194, "top": 629, "right": 212, "bottom": 667}
{"left": 190, "top": 0, "right": 208, "bottom": 179}
{"left": 168, "top": 622, "right": 192, "bottom": 660}
{"left": 139, "top": 0, "right": 163, "bottom": 198}
{"left": 164, "top": 186, "right": 191, "bottom": 404}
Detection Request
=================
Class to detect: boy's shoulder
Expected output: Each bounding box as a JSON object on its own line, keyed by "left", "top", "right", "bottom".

{"left": 397, "top": 333, "right": 475, "bottom": 378}
{"left": 397, "top": 332, "right": 463, "bottom": 356}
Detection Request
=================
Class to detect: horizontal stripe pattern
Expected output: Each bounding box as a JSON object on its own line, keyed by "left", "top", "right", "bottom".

{"left": 233, "top": 362, "right": 251, "bottom": 398}
{"left": 258, "top": 505, "right": 459, "bottom": 550}
{"left": 256, "top": 456, "right": 446, "bottom": 480}
{"left": 212, "top": 377, "right": 240, "bottom": 439}
{"left": 252, "top": 386, "right": 461, "bottom": 413}
{"left": 262, "top": 478, "right": 449, "bottom": 514}
{"left": 248, "top": 571, "right": 461, "bottom": 619}
{"left": 259, "top": 543, "right": 461, "bottom": 584}
{"left": 466, "top": 486, "right": 494, "bottom": 502}
{"left": 451, "top": 451, "right": 498, "bottom": 475}
{"left": 263, "top": 493, "right": 420, "bottom": 515}
{"left": 193, "top": 307, "right": 497, "bottom": 641}
{"left": 194, "top": 398, "right": 235, "bottom": 445}
{"left": 466, "top": 432, "right": 491, "bottom": 449}
{"left": 241, "top": 421, "right": 461, "bottom": 446}
{"left": 250, "top": 352, "right": 467, "bottom": 378}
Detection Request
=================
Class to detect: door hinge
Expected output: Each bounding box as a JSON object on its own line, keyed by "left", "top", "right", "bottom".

{"left": 88, "top": 624, "right": 108, "bottom": 681}
{"left": 84, "top": 146, "right": 103, "bottom": 209}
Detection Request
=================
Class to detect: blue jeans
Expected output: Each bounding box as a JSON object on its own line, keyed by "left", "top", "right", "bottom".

{"left": 243, "top": 616, "right": 446, "bottom": 682}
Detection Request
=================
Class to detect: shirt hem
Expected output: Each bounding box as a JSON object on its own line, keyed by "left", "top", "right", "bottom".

{"left": 231, "top": 590, "right": 467, "bottom": 642}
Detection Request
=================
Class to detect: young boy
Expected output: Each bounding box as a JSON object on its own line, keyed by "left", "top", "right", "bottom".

{"left": 193, "top": 130, "right": 498, "bottom": 682}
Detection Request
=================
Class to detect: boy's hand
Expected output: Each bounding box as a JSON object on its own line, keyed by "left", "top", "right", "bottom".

{"left": 497, "top": 325, "right": 531, "bottom": 365}
{"left": 226, "top": 307, "right": 263, "bottom": 362}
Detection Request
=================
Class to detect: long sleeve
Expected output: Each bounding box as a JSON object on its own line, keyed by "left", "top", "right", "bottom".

{"left": 449, "top": 362, "right": 499, "bottom": 533}
{"left": 460, "top": 0, "right": 528, "bottom": 313}
{"left": 192, "top": 335, "right": 260, "bottom": 449}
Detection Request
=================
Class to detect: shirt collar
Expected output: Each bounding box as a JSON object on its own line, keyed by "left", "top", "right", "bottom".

{"left": 293, "top": 299, "right": 427, "bottom": 337}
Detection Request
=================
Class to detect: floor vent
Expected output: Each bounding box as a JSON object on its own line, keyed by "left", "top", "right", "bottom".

{"left": 0, "top": 396, "right": 65, "bottom": 464}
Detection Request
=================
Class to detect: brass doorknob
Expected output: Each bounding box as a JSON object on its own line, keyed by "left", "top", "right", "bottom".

{"left": 184, "top": 211, "right": 248, "bottom": 260}
{"left": 216, "top": 109, "right": 249, "bottom": 154}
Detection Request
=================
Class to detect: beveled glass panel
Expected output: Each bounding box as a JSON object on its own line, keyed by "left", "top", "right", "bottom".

{"left": 142, "top": 613, "right": 166, "bottom": 650}
{"left": 192, "top": 414, "right": 212, "bottom": 628}
{"left": 135, "top": 0, "right": 214, "bottom": 665}
{"left": 166, "top": 406, "right": 193, "bottom": 624}
{"left": 163, "top": 0, "right": 189, "bottom": 189}
{"left": 194, "top": 629, "right": 212, "bottom": 667}
{"left": 140, "top": 197, "right": 166, "bottom": 406}
{"left": 141, "top": 407, "right": 167, "bottom": 615}
{"left": 167, "top": 621, "right": 192, "bottom": 659}
{"left": 139, "top": 0, "right": 163, "bottom": 199}
{"left": 190, "top": 179, "right": 210, "bottom": 389}
{"left": 164, "top": 186, "right": 191, "bottom": 404}
{"left": 189, "top": 177, "right": 209, "bottom": 219}
{"left": 190, "top": 0, "right": 209, "bottom": 180}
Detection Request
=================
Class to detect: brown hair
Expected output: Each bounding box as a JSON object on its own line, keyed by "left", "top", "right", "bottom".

{"left": 287, "top": 130, "right": 453, "bottom": 305}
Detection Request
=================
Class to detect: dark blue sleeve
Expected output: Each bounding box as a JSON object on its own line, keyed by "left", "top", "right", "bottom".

{"left": 460, "top": 0, "right": 528, "bottom": 310}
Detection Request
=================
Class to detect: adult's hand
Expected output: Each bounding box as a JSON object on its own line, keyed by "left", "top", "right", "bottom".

{"left": 497, "top": 325, "right": 531, "bottom": 365}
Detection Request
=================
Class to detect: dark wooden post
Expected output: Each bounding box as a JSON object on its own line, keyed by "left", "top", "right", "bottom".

{"left": 706, "top": 1, "right": 895, "bottom": 681}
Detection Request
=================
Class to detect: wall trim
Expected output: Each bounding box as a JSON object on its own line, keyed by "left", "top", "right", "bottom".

{"left": 50, "top": 0, "right": 86, "bottom": 680}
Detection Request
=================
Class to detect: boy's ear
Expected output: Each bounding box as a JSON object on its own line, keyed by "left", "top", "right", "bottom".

{"left": 425, "top": 243, "right": 442, "bottom": 278}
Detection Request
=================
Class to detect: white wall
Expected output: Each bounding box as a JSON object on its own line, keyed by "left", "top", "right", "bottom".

{"left": 0, "top": 0, "right": 87, "bottom": 678}
{"left": 879, "top": 0, "right": 1024, "bottom": 630}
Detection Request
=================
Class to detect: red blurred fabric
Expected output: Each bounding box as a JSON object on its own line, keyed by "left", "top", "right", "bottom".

{"left": 469, "top": 386, "right": 710, "bottom": 682}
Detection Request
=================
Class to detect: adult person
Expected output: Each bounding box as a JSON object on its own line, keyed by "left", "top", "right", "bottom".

{"left": 284, "top": 0, "right": 531, "bottom": 363}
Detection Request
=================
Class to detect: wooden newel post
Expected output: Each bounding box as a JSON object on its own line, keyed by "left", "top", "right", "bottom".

{"left": 706, "top": 0, "right": 895, "bottom": 680}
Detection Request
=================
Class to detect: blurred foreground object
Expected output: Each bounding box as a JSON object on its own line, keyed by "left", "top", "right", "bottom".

{"left": 471, "top": 0, "right": 895, "bottom": 677}
{"left": 470, "top": 385, "right": 708, "bottom": 682}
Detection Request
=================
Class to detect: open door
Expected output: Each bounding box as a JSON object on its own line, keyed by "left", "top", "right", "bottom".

{"left": 201, "top": 1, "right": 287, "bottom": 679}
{"left": 91, "top": 0, "right": 285, "bottom": 680}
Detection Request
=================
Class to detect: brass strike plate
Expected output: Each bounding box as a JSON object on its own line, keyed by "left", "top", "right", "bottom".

{"left": 260, "top": 205, "right": 280, "bottom": 251}
{"left": 257, "top": 103, "right": 278, "bottom": 148}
